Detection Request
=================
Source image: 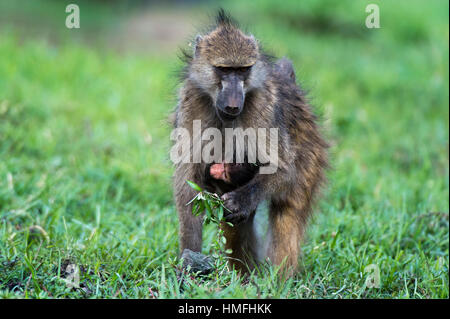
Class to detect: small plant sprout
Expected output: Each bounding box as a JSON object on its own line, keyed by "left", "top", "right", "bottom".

{"left": 186, "top": 180, "right": 233, "bottom": 268}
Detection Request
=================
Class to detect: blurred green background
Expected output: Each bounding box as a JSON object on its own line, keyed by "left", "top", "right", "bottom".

{"left": 0, "top": 0, "right": 448, "bottom": 298}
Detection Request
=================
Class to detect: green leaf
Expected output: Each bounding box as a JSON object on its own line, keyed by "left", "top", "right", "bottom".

{"left": 186, "top": 180, "right": 202, "bottom": 192}
{"left": 204, "top": 200, "right": 213, "bottom": 218}
{"left": 218, "top": 206, "right": 224, "bottom": 220}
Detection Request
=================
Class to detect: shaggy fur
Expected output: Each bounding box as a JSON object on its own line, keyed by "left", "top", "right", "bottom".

{"left": 172, "top": 9, "right": 328, "bottom": 276}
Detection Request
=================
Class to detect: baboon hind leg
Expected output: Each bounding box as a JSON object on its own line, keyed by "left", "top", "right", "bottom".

{"left": 266, "top": 200, "right": 307, "bottom": 277}
{"left": 222, "top": 210, "right": 259, "bottom": 273}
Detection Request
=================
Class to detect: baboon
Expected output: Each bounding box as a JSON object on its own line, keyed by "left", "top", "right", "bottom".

{"left": 206, "top": 162, "right": 259, "bottom": 193}
{"left": 209, "top": 163, "right": 257, "bottom": 186}
{"left": 172, "top": 10, "right": 328, "bottom": 276}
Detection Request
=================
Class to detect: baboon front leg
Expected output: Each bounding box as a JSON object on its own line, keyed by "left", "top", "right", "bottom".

{"left": 178, "top": 202, "right": 203, "bottom": 253}
{"left": 222, "top": 210, "right": 259, "bottom": 273}
{"left": 175, "top": 164, "right": 203, "bottom": 253}
{"left": 266, "top": 200, "right": 306, "bottom": 277}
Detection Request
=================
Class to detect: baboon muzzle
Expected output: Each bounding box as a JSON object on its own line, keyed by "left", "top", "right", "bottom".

{"left": 217, "top": 75, "right": 244, "bottom": 120}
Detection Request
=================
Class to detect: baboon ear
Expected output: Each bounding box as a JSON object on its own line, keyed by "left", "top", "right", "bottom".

{"left": 193, "top": 35, "right": 203, "bottom": 58}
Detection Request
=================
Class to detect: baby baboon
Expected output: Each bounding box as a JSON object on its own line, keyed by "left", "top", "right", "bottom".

{"left": 172, "top": 10, "right": 328, "bottom": 276}
{"left": 206, "top": 162, "right": 258, "bottom": 193}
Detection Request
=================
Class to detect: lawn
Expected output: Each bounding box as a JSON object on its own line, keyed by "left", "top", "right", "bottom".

{"left": 0, "top": 0, "right": 448, "bottom": 298}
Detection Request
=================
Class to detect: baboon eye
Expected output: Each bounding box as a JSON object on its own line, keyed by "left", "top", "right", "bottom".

{"left": 236, "top": 66, "right": 251, "bottom": 74}
{"left": 214, "top": 66, "right": 251, "bottom": 75}
{"left": 214, "top": 66, "right": 229, "bottom": 73}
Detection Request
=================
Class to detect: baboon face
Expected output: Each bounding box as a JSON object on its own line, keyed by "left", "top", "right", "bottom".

{"left": 213, "top": 65, "right": 251, "bottom": 120}
{"left": 190, "top": 23, "right": 262, "bottom": 121}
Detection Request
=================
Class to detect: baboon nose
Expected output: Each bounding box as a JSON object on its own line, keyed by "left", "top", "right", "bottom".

{"left": 224, "top": 105, "right": 240, "bottom": 115}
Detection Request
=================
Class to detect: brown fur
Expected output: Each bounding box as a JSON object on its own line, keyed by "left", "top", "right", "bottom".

{"left": 197, "top": 28, "right": 258, "bottom": 67}
{"left": 172, "top": 10, "right": 328, "bottom": 276}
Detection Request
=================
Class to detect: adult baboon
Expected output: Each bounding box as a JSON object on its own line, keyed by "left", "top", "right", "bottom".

{"left": 171, "top": 10, "right": 328, "bottom": 276}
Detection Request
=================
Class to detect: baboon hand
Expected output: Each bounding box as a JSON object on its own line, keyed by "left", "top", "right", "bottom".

{"left": 221, "top": 191, "right": 252, "bottom": 225}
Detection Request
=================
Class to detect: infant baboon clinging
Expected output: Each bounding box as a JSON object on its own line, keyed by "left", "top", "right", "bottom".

{"left": 206, "top": 162, "right": 258, "bottom": 193}
{"left": 172, "top": 10, "right": 328, "bottom": 276}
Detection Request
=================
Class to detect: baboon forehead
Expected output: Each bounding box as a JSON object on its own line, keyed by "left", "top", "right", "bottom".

{"left": 199, "top": 26, "right": 259, "bottom": 67}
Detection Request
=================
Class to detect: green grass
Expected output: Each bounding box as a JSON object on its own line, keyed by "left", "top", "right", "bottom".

{"left": 0, "top": 0, "right": 448, "bottom": 298}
